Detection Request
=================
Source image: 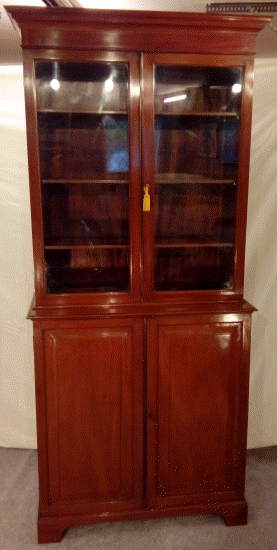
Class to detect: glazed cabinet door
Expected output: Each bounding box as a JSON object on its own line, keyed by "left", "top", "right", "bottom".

{"left": 35, "top": 317, "right": 144, "bottom": 516}
{"left": 142, "top": 53, "right": 253, "bottom": 301}
{"left": 26, "top": 51, "right": 141, "bottom": 305}
{"left": 146, "top": 314, "right": 250, "bottom": 509}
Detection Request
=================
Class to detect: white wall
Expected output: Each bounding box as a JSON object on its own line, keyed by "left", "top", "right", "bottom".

{"left": 0, "top": 68, "right": 36, "bottom": 447}
{"left": 245, "top": 57, "right": 277, "bottom": 448}
{"left": 0, "top": 27, "right": 277, "bottom": 450}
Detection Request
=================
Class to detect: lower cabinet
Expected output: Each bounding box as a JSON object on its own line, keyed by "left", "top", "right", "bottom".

{"left": 34, "top": 312, "right": 251, "bottom": 543}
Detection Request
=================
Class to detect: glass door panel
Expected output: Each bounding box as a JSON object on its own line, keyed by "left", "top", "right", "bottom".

{"left": 154, "top": 65, "right": 242, "bottom": 292}
{"left": 155, "top": 66, "right": 242, "bottom": 115}
{"left": 36, "top": 62, "right": 127, "bottom": 112}
{"left": 35, "top": 61, "right": 131, "bottom": 295}
{"left": 38, "top": 112, "right": 129, "bottom": 181}
{"left": 42, "top": 183, "right": 129, "bottom": 293}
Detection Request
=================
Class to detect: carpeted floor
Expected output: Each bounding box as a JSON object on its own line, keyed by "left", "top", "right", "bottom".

{"left": 0, "top": 446, "right": 277, "bottom": 549}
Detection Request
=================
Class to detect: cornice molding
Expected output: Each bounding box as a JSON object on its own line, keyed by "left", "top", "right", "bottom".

{"left": 5, "top": 6, "right": 271, "bottom": 34}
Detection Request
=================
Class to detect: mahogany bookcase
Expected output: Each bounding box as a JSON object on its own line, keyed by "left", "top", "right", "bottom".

{"left": 6, "top": 6, "right": 270, "bottom": 543}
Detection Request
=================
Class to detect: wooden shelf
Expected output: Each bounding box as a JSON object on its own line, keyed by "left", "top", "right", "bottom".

{"left": 45, "top": 238, "right": 129, "bottom": 250}
{"left": 42, "top": 179, "right": 129, "bottom": 185}
{"left": 45, "top": 245, "right": 129, "bottom": 250}
{"left": 38, "top": 109, "right": 128, "bottom": 115}
{"left": 155, "top": 111, "right": 239, "bottom": 117}
{"left": 156, "top": 174, "right": 235, "bottom": 185}
{"left": 155, "top": 238, "right": 234, "bottom": 248}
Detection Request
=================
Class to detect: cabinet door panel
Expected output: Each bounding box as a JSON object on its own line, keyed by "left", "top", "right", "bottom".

{"left": 28, "top": 51, "right": 141, "bottom": 305}
{"left": 146, "top": 315, "right": 249, "bottom": 509}
{"left": 142, "top": 53, "right": 253, "bottom": 300}
{"left": 43, "top": 318, "right": 143, "bottom": 513}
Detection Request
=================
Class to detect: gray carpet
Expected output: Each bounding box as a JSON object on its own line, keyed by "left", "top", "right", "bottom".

{"left": 1, "top": 446, "right": 277, "bottom": 549}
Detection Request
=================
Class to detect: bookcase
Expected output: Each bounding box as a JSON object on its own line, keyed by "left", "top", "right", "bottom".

{"left": 6, "top": 6, "right": 270, "bottom": 544}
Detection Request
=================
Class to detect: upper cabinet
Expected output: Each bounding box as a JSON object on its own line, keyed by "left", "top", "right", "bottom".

{"left": 5, "top": 7, "right": 270, "bottom": 307}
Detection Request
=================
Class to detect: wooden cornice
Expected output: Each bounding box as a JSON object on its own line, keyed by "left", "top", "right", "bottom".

{"left": 5, "top": 7, "right": 271, "bottom": 55}
{"left": 5, "top": 6, "right": 271, "bottom": 32}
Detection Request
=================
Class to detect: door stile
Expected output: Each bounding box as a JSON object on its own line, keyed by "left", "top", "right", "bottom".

{"left": 141, "top": 54, "right": 156, "bottom": 301}
{"left": 23, "top": 52, "right": 46, "bottom": 305}
{"left": 232, "top": 58, "right": 254, "bottom": 294}
{"left": 145, "top": 317, "right": 159, "bottom": 508}
{"left": 127, "top": 52, "right": 142, "bottom": 302}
